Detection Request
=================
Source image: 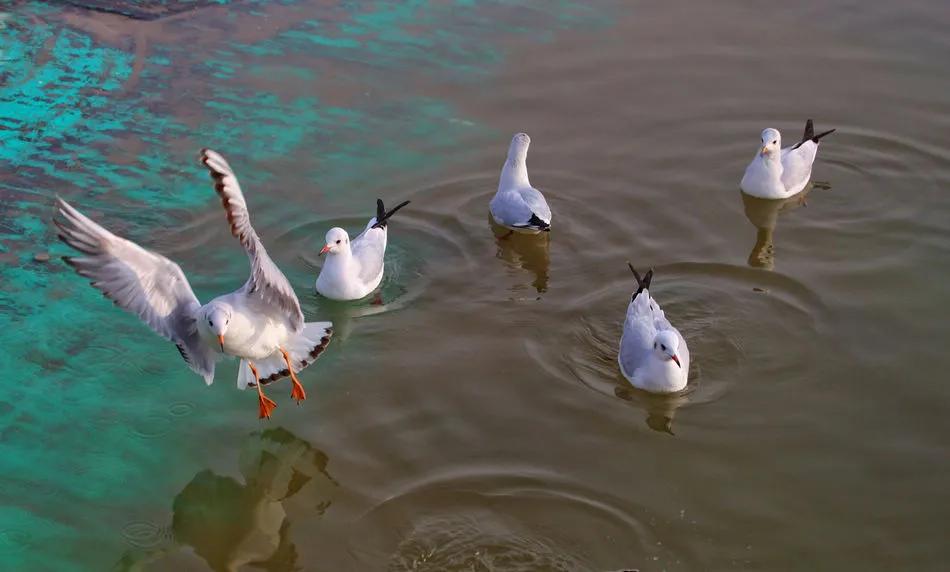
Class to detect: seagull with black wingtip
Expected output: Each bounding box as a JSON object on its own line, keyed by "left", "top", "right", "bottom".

{"left": 490, "top": 132, "right": 552, "bottom": 236}
{"left": 618, "top": 264, "right": 690, "bottom": 394}
{"left": 315, "top": 198, "right": 411, "bottom": 301}
{"left": 55, "top": 149, "right": 334, "bottom": 419}
{"left": 741, "top": 119, "right": 836, "bottom": 199}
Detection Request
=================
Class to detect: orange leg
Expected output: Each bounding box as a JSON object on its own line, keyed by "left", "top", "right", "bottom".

{"left": 249, "top": 361, "right": 277, "bottom": 419}
{"left": 280, "top": 347, "right": 307, "bottom": 403}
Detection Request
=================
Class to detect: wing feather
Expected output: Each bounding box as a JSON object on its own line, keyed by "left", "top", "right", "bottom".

{"left": 199, "top": 149, "right": 303, "bottom": 330}
{"left": 54, "top": 199, "right": 216, "bottom": 384}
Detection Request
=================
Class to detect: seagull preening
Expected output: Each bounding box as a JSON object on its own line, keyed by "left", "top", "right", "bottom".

{"left": 55, "top": 149, "right": 333, "bottom": 419}
{"left": 490, "top": 132, "right": 552, "bottom": 235}
{"left": 618, "top": 264, "right": 690, "bottom": 394}
{"left": 740, "top": 119, "right": 836, "bottom": 199}
{"left": 315, "top": 198, "right": 410, "bottom": 301}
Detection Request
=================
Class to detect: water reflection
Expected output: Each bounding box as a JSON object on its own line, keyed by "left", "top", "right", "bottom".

{"left": 740, "top": 187, "right": 815, "bottom": 270}
{"left": 614, "top": 385, "right": 689, "bottom": 435}
{"left": 489, "top": 215, "right": 551, "bottom": 294}
{"left": 117, "top": 428, "right": 337, "bottom": 571}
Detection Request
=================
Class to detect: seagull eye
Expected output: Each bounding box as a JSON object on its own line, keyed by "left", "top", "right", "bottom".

{"left": 660, "top": 344, "right": 666, "bottom": 351}
{"left": 772, "top": 140, "right": 777, "bottom": 144}
{"left": 209, "top": 320, "right": 214, "bottom": 327}
{"left": 336, "top": 239, "right": 341, "bottom": 244}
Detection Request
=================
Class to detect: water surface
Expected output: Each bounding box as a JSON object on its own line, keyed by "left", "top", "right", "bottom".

{"left": 1, "top": 1, "right": 949, "bottom": 570}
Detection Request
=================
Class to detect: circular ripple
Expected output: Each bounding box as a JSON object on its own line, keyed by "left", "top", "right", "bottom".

{"left": 349, "top": 467, "right": 695, "bottom": 571}
{"left": 526, "top": 262, "right": 828, "bottom": 429}
{"left": 128, "top": 414, "right": 173, "bottom": 439}
{"left": 121, "top": 521, "right": 168, "bottom": 549}
{"left": 167, "top": 401, "right": 196, "bottom": 417}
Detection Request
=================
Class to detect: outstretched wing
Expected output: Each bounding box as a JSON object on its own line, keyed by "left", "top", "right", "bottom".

{"left": 54, "top": 198, "right": 216, "bottom": 384}
{"left": 200, "top": 149, "right": 303, "bottom": 331}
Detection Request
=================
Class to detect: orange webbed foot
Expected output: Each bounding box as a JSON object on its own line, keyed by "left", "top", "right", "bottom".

{"left": 257, "top": 390, "right": 278, "bottom": 419}
{"left": 290, "top": 377, "right": 307, "bottom": 403}
{"left": 249, "top": 361, "right": 277, "bottom": 419}
{"left": 280, "top": 347, "right": 307, "bottom": 404}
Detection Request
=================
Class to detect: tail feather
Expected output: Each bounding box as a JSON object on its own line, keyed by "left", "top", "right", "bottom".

{"left": 371, "top": 198, "right": 411, "bottom": 229}
{"left": 236, "top": 322, "right": 333, "bottom": 389}
{"left": 793, "top": 119, "right": 836, "bottom": 149}
{"left": 627, "top": 262, "right": 654, "bottom": 301}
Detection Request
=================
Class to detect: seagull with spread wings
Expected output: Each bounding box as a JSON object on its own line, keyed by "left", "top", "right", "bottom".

{"left": 55, "top": 149, "right": 333, "bottom": 419}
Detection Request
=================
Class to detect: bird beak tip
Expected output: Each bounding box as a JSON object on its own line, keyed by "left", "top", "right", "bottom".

{"left": 672, "top": 355, "right": 681, "bottom": 368}
{"left": 217, "top": 334, "right": 225, "bottom": 350}
{"left": 319, "top": 245, "right": 330, "bottom": 255}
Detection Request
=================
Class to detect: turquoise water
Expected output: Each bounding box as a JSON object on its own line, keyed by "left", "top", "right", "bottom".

{"left": 0, "top": 2, "right": 604, "bottom": 569}
{"left": 4, "top": 1, "right": 950, "bottom": 570}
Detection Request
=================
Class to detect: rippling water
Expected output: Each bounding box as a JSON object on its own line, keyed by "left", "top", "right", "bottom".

{"left": 2, "top": 0, "right": 949, "bottom": 570}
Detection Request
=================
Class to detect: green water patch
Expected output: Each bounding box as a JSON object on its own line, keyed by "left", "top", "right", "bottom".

{"left": 0, "top": 1, "right": 611, "bottom": 569}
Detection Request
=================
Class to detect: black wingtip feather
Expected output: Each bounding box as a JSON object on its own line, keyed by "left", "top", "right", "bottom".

{"left": 371, "top": 199, "right": 411, "bottom": 229}
{"left": 793, "top": 119, "right": 835, "bottom": 149}
{"left": 627, "top": 262, "right": 654, "bottom": 301}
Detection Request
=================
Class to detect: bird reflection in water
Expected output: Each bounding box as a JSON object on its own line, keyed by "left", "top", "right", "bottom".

{"left": 614, "top": 385, "right": 689, "bottom": 435}
{"left": 116, "top": 428, "right": 337, "bottom": 571}
{"left": 489, "top": 214, "right": 551, "bottom": 294}
{"left": 741, "top": 185, "right": 824, "bottom": 270}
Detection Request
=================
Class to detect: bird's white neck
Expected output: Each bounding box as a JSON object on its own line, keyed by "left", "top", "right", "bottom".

{"left": 499, "top": 154, "right": 530, "bottom": 191}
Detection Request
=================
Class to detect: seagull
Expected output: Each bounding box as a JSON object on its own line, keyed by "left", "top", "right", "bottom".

{"left": 489, "top": 132, "right": 552, "bottom": 235}
{"left": 54, "top": 149, "right": 333, "bottom": 419}
{"left": 740, "top": 119, "right": 836, "bottom": 199}
{"left": 315, "top": 198, "right": 410, "bottom": 301}
{"left": 618, "top": 264, "right": 690, "bottom": 394}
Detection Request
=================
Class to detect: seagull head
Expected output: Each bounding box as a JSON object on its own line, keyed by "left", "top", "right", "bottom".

{"left": 204, "top": 304, "right": 232, "bottom": 350}
{"left": 320, "top": 227, "right": 350, "bottom": 256}
{"left": 507, "top": 132, "right": 531, "bottom": 161}
{"left": 652, "top": 330, "right": 682, "bottom": 368}
{"left": 759, "top": 128, "right": 781, "bottom": 157}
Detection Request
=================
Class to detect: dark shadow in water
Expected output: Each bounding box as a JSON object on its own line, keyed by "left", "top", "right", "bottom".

{"left": 740, "top": 185, "right": 823, "bottom": 270}
{"left": 489, "top": 214, "right": 551, "bottom": 294}
{"left": 116, "top": 428, "right": 337, "bottom": 571}
{"left": 614, "top": 384, "right": 689, "bottom": 436}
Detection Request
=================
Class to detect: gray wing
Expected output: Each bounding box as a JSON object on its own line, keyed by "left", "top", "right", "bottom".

{"left": 780, "top": 141, "right": 818, "bottom": 192}
{"left": 618, "top": 291, "right": 658, "bottom": 378}
{"left": 351, "top": 220, "right": 387, "bottom": 286}
{"left": 518, "top": 186, "right": 551, "bottom": 224}
{"left": 54, "top": 198, "right": 216, "bottom": 384}
{"left": 490, "top": 187, "right": 551, "bottom": 228}
{"left": 200, "top": 149, "right": 304, "bottom": 330}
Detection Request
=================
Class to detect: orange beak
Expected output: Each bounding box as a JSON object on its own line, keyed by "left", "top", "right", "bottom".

{"left": 671, "top": 354, "right": 681, "bottom": 368}
{"left": 319, "top": 244, "right": 331, "bottom": 255}
{"left": 217, "top": 334, "right": 225, "bottom": 351}
{"left": 760, "top": 146, "right": 769, "bottom": 156}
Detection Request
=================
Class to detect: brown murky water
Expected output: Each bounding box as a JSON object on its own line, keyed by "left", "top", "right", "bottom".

{"left": 9, "top": 0, "right": 950, "bottom": 570}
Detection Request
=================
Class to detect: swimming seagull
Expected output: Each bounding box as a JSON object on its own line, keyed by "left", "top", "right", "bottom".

{"left": 490, "top": 132, "right": 552, "bottom": 235}
{"left": 54, "top": 149, "right": 333, "bottom": 419}
{"left": 618, "top": 264, "right": 690, "bottom": 394}
{"left": 740, "top": 119, "right": 836, "bottom": 199}
{"left": 315, "top": 198, "right": 410, "bottom": 301}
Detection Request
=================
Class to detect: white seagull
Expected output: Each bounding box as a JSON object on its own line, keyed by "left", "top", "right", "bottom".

{"left": 315, "top": 198, "right": 410, "bottom": 301}
{"left": 490, "top": 132, "right": 552, "bottom": 235}
{"left": 55, "top": 149, "right": 333, "bottom": 419}
{"left": 618, "top": 264, "right": 690, "bottom": 394}
{"left": 740, "top": 119, "right": 836, "bottom": 199}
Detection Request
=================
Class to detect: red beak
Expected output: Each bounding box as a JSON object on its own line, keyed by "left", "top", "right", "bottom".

{"left": 671, "top": 354, "right": 681, "bottom": 368}
{"left": 217, "top": 334, "right": 225, "bottom": 351}
{"left": 319, "top": 244, "right": 330, "bottom": 255}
